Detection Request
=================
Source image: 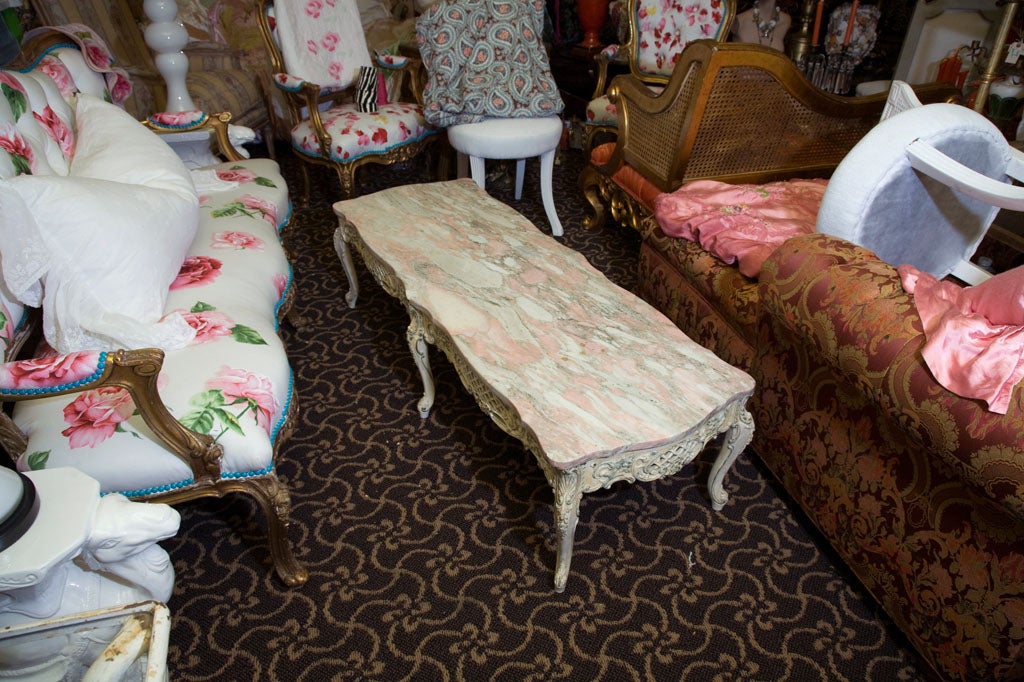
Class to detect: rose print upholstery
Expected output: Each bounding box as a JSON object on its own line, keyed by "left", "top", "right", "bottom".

{"left": 0, "top": 31, "right": 306, "bottom": 588}
{"left": 255, "top": 0, "right": 438, "bottom": 200}
{"left": 581, "top": 0, "right": 735, "bottom": 155}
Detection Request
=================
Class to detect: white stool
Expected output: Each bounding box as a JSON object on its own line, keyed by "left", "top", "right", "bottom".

{"left": 447, "top": 116, "right": 564, "bottom": 237}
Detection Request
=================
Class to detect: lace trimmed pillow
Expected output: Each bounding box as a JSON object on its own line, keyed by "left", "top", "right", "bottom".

{"left": 0, "top": 94, "right": 198, "bottom": 353}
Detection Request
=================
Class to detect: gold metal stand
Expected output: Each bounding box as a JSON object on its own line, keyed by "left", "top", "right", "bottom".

{"left": 975, "top": 0, "right": 1021, "bottom": 113}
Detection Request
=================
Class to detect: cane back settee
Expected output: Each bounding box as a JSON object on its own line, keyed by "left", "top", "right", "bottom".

{"left": 578, "top": 41, "right": 1024, "bottom": 681}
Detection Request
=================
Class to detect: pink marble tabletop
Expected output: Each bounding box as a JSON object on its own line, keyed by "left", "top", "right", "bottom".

{"left": 334, "top": 179, "right": 755, "bottom": 470}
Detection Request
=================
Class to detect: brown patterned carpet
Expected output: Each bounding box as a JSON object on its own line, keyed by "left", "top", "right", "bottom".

{"left": 163, "top": 144, "right": 928, "bottom": 680}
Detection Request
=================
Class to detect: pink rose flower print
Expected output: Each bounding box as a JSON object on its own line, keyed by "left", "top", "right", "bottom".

{"left": 328, "top": 62, "right": 343, "bottom": 82}
{"left": 85, "top": 44, "right": 112, "bottom": 69}
{"left": 183, "top": 310, "right": 235, "bottom": 345}
{"left": 211, "top": 230, "right": 266, "bottom": 251}
{"left": 0, "top": 351, "right": 101, "bottom": 390}
{"left": 61, "top": 386, "right": 135, "bottom": 449}
{"left": 215, "top": 167, "right": 257, "bottom": 183}
{"left": 33, "top": 106, "right": 74, "bottom": 159}
{"left": 207, "top": 366, "right": 279, "bottom": 435}
{"left": 211, "top": 195, "right": 278, "bottom": 226}
{"left": 273, "top": 273, "right": 288, "bottom": 300}
{"left": 39, "top": 57, "right": 75, "bottom": 98}
{"left": 171, "top": 256, "right": 223, "bottom": 290}
{"left": 109, "top": 75, "right": 133, "bottom": 105}
{"left": 305, "top": 0, "right": 324, "bottom": 18}
{"left": 0, "top": 123, "right": 34, "bottom": 175}
{"left": 322, "top": 32, "right": 340, "bottom": 52}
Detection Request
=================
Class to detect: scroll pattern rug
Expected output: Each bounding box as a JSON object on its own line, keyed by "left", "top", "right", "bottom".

{"left": 162, "top": 147, "right": 927, "bottom": 680}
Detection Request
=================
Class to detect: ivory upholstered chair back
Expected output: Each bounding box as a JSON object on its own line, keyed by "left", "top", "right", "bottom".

{"left": 582, "top": 0, "right": 735, "bottom": 153}
{"left": 255, "top": 0, "right": 438, "bottom": 200}
{"left": 28, "top": 0, "right": 273, "bottom": 137}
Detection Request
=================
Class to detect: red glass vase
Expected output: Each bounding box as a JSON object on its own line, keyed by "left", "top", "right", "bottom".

{"left": 576, "top": 0, "right": 610, "bottom": 48}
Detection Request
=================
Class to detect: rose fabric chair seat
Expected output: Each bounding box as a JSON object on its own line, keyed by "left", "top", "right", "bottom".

{"left": 582, "top": 0, "right": 735, "bottom": 155}
{"left": 256, "top": 0, "right": 438, "bottom": 200}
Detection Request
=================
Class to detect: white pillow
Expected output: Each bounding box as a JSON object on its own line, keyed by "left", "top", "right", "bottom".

{"left": 0, "top": 94, "right": 199, "bottom": 352}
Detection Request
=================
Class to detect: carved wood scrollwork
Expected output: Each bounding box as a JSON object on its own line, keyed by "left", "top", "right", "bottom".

{"left": 105, "top": 349, "right": 223, "bottom": 483}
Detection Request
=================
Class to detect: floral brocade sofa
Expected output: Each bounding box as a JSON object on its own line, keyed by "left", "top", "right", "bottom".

{"left": 0, "top": 31, "right": 306, "bottom": 586}
{"left": 584, "top": 42, "right": 1022, "bottom": 681}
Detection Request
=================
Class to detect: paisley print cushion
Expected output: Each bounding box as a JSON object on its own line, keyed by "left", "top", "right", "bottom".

{"left": 416, "top": 0, "right": 564, "bottom": 126}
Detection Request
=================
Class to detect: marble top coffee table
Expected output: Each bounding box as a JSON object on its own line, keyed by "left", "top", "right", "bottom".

{"left": 333, "top": 179, "right": 755, "bottom": 592}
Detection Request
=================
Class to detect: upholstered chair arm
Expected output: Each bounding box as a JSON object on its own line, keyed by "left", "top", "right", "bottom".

{"left": 376, "top": 52, "right": 424, "bottom": 105}
{"left": 589, "top": 44, "right": 623, "bottom": 100}
{"left": 0, "top": 349, "right": 222, "bottom": 484}
{"left": 142, "top": 111, "right": 247, "bottom": 162}
{"left": 759, "top": 233, "right": 1024, "bottom": 521}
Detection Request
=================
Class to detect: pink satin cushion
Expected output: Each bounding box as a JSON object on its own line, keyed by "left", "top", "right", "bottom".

{"left": 899, "top": 264, "right": 1024, "bottom": 414}
{"left": 653, "top": 179, "right": 828, "bottom": 278}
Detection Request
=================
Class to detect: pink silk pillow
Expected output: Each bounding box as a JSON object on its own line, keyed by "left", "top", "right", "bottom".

{"left": 653, "top": 179, "right": 828, "bottom": 278}
{"left": 899, "top": 264, "right": 1024, "bottom": 414}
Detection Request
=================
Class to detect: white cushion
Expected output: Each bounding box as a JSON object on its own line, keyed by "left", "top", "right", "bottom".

{"left": 816, "top": 103, "right": 1009, "bottom": 280}
{"left": 447, "top": 116, "right": 562, "bottom": 159}
{"left": 0, "top": 94, "right": 199, "bottom": 352}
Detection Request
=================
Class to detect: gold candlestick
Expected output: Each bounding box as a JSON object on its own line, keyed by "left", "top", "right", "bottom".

{"left": 975, "top": 0, "right": 1021, "bottom": 114}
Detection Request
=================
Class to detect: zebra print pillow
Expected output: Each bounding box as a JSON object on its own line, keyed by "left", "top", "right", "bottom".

{"left": 356, "top": 66, "right": 379, "bottom": 113}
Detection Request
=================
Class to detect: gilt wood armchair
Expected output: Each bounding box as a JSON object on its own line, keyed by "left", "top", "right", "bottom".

{"left": 581, "top": 0, "right": 735, "bottom": 155}
{"left": 579, "top": 40, "right": 961, "bottom": 232}
{"left": 256, "top": 0, "right": 438, "bottom": 201}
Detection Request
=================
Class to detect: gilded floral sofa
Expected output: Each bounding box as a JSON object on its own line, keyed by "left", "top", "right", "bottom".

{"left": 0, "top": 30, "right": 306, "bottom": 586}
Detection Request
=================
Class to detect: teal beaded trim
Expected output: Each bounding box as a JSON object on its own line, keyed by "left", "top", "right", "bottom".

{"left": 272, "top": 264, "right": 294, "bottom": 332}
{"left": 0, "top": 351, "right": 107, "bottom": 396}
{"left": 270, "top": 371, "right": 294, "bottom": 442}
{"left": 20, "top": 43, "right": 77, "bottom": 73}
{"left": 147, "top": 111, "right": 209, "bottom": 131}
{"left": 110, "top": 463, "right": 275, "bottom": 499}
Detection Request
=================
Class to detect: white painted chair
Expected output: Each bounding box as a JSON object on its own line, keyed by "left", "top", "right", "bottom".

{"left": 447, "top": 117, "right": 564, "bottom": 237}
{"left": 818, "top": 100, "right": 1024, "bottom": 284}
{"left": 416, "top": 0, "right": 566, "bottom": 237}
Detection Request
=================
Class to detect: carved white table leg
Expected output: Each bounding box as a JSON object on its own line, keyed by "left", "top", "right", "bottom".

{"left": 333, "top": 228, "right": 359, "bottom": 308}
{"left": 407, "top": 316, "right": 435, "bottom": 419}
{"left": 708, "top": 410, "right": 755, "bottom": 511}
{"left": 143, "top": 0, "right": 196, "bottom": 112}
{"left": 552, "top": 470, "right": 583, "bottom": 593}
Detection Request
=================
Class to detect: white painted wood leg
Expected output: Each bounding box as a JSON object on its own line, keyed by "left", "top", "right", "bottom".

{"left": 708, "top": 409, "right": 754, "bottom": 511}
{"left": 539, "top": 149, "right": 563, "bottom": 237}
{"left": 332, "top": 227, "right": 359, "bottom": 308}
{"left": 407, "top": 316, "right": 435, "bottom": 419}
{"left": 514, "top": 159, "right": 525, "bottom": 200}
{"left": 142, "top": 0, "right": 196, "bottom": 112}
{"left": 552, "top": 469, "right": 583, "bottom": 592}
{"left": 468, "top": 156, "right": 486, "bottom": 191}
